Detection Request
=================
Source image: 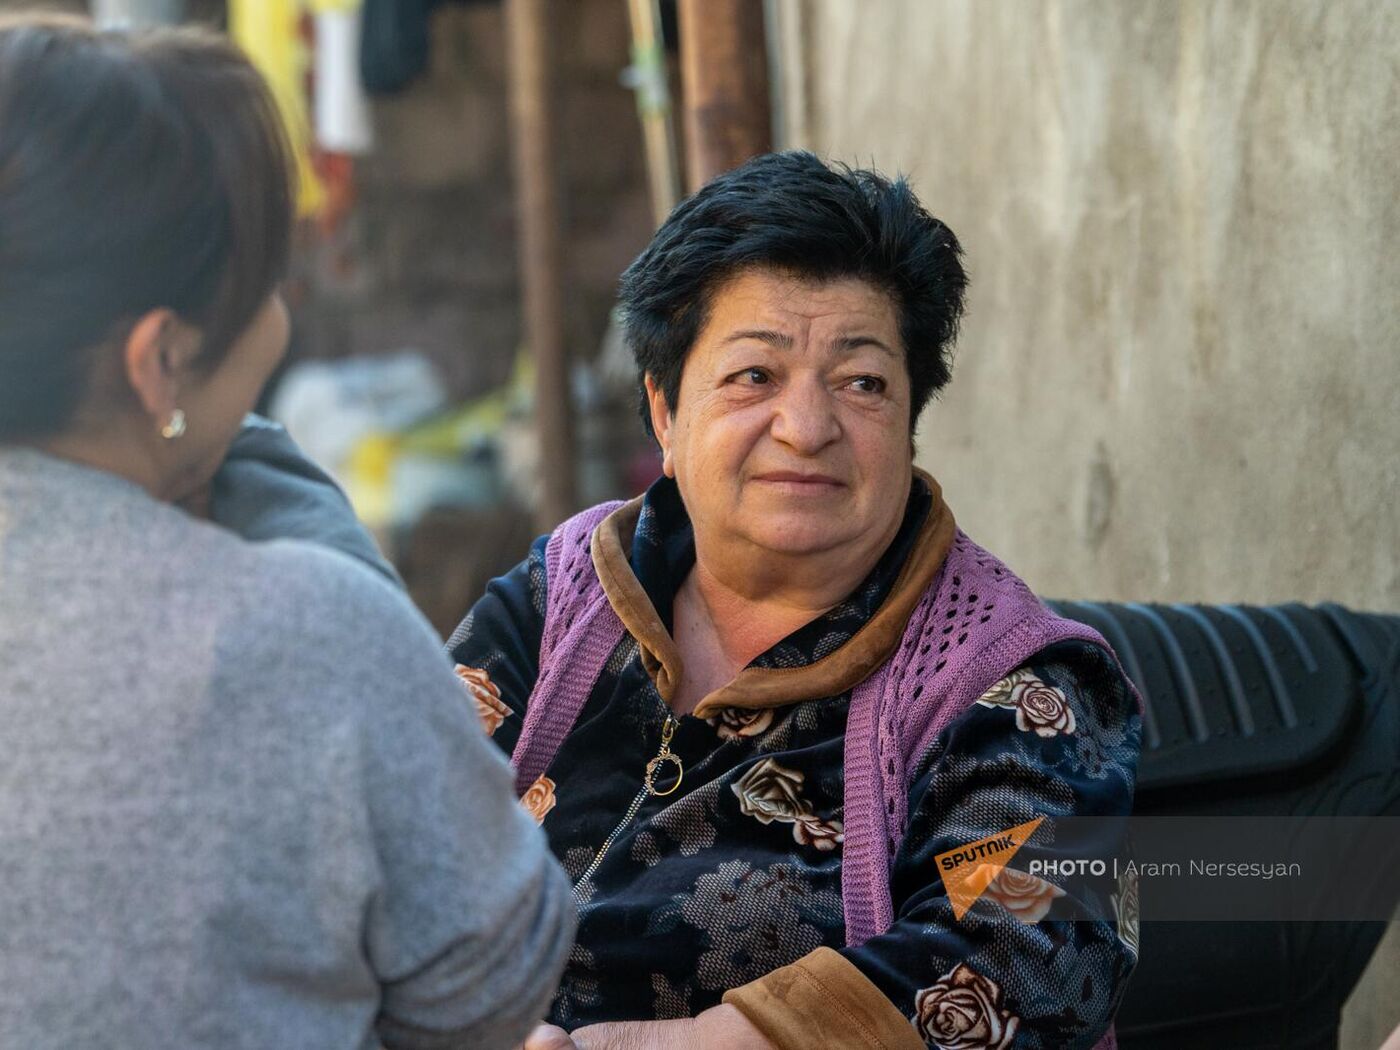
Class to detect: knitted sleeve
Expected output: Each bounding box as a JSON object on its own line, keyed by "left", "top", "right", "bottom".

{"left": 220, "top": 538, "right": 575, "bottom": 1049}
{"left": 834, "top": 639, "right": 1142, "bottom": 1049}
{"left": 444, "top": 532, "right": 550, "bottom": 757}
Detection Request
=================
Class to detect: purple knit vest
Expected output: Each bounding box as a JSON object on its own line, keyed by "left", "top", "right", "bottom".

{"left": 511, "top": 501, "right": 1125, "bottom": 1048}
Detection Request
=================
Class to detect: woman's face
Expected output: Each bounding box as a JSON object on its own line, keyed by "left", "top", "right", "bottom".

{"left": 649, "top": 269, "right": 914, "bottom": 560}
{"left": 168, "top": 292, "right": 289, "bottom": 497}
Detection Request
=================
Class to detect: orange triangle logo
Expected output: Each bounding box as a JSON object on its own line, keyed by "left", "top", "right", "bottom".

{"left": 935, "top": 816, "right": 1045, "bottom": 920}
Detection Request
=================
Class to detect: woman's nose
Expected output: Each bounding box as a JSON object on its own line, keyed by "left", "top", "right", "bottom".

{"left": 769, "top": 375, "right": 842, "bottom": 454}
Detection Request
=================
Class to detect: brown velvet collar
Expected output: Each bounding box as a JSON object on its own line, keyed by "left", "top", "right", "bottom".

{"left": 589, "top": 470, "right": 956, "bottom": 719}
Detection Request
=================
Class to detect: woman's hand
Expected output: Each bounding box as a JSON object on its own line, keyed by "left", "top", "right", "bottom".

{"left": 522, "top": 1023, "right": 580, "bottom": 1050}
{"left": 569, "top": 1005, "right": 774, "bottom": 1049}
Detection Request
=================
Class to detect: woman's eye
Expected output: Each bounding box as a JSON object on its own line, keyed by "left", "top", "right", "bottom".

{"left": 848, "top": 375, "right": 886, "bottom": 394}
{"left": 732, "top": 367, "right": 770, "bottom": 385}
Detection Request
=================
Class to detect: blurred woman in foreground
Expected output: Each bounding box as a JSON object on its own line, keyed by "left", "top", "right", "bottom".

{"left": 0, "top": 17, "right": 572, "bottom": 1049}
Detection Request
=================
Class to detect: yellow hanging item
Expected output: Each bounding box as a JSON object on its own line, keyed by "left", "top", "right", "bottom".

{"left": 227, "top": 0, "right": 326, "bottom": 217}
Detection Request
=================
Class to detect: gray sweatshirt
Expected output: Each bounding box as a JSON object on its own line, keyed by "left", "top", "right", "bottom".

{"left": 0, "top": 444, "right": 574, "bottom": 1049}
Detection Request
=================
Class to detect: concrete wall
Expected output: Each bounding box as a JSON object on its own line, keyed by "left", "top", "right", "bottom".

{"left": 774, "top": 1, "right": 1398, "bottom": 1045}
{"left": 776, "top": 0, "right": 1398, "bottom": 611}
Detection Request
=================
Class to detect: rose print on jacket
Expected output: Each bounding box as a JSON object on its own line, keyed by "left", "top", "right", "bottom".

{"left": 732, "top": 758, "right": 844, "bottom": 851}
{"left": 520, "top": 775, "right": 557, "bottom": 823}
{"left": 977, "top": 670, "right": 1076, "bottom": 738}
{"left": 912, "top": 963, "right": 1020, "bottom": 1050}
{"left": 793, "top": 815, "right": 845, "bottom": 851}
{"left": 707, "top": 706, "right": 774, "bottom": 740}
{"left": 978, "top": 864, "right": 1066, "bottom": 924}
{"left": 454, "top": 664, "right": 512, "bottom": 736}
{"left": 1112, "top": 868, "right": 1140, "bottom": 956}
{"left": 975, "top": 668, "right": 1036, "bottom": 706}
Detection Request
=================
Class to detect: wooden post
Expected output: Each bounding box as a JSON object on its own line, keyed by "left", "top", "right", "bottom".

{"left": 677, "top": 0, "right": 773, "bottom": 192}
{"left": 506, "top": 0, "right": 577, "bottom": 530}
{"left": 626, "top": 0, "right": 683, "bottom": 226}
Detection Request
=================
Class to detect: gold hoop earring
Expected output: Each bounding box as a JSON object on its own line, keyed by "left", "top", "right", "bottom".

{"left": 161, "top": 409, "right": 187, "bottom": 440}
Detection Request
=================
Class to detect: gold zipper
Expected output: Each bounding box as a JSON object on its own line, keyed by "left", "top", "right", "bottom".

{"left": 571, "top": 714, "right": 683, "bottom": 900}
{"left": 644, "top": 714, "right": 684, "bottom": 796}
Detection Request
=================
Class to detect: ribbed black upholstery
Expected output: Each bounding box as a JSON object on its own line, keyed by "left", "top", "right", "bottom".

{"left": 1047, "top": 601, "right": 1400, "bottom": 1050}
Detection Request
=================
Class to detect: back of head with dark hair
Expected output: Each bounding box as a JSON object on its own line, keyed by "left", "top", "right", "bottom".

{"left": 618, "top": 150, "right": 968, "bottom": 436}
{"left": 0, "top": 15, "right": 293, "bottom": 441}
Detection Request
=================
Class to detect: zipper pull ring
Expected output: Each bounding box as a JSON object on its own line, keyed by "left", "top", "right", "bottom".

{"left": 646, "top": 715, "right": 683, "bottom": 796}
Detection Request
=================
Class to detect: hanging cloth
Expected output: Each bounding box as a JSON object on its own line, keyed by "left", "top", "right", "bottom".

{"left": 311, "top": 0, "right": 374, "bottom": 154}
{"left": 228, "top": 0, "right": 326, "bottom": 216}
{"left": 359, "top": 0, "right": 434, "bottom": 94}
{"left": 359, "top": 0, "right": 494, "bottom": 95}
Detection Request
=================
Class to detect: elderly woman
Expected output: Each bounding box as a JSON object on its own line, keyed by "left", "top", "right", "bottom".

{"left": 0, "top": 17, "right": 572, "bottom": 1049}
{"left": 451, "top": 152, "right": 1141, "bottom": 1050}
{"left": 235, "top": 151, "right": 1140, "bottom": 1048}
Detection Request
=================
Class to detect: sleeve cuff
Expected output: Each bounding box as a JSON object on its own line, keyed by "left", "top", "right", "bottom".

{"left": 723, "top": 947, "right": 925, "bottom": 1050}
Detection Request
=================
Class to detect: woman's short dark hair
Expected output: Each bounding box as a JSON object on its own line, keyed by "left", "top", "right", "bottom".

{"left": 618, "top": 150, "right": 968, "bottom": 435}
{"left": 0, "top": 15, "right": 293, "bottom": 441}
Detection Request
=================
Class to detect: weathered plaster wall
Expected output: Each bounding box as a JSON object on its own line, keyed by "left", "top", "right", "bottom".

{"left": 777, "top": 0, "right": 1398, "bottom": 612}
{"left": 775, "top": 1, "right": 1398, "bottom": 1045}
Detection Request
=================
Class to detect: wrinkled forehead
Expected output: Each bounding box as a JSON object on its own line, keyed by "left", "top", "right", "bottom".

{"left": 693, "top": 268, "right": 902, "bottom": 357}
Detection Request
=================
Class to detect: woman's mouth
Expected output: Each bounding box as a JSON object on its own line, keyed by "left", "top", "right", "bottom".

{"left": 752, "top": 471, "right": 846, "bottom": 493}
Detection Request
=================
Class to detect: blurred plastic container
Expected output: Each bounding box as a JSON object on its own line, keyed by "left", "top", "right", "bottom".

{"left": 270, "top": 350, "right": 448, "bottom": 485}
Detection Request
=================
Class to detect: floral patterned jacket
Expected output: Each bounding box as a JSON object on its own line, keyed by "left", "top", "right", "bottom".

{"left": 448, "top": 475, "right": 1141, "bottom": 1050}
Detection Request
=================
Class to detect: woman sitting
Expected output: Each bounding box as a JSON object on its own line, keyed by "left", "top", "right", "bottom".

{"left": 456, "top": 152, "right": 1141, "bottom": 1050}
{"left": 220, "top": 150, "right": 1142, "bottom": 1049}
{"left": 0, "top": 17, "right": 572, "bottom": 1049}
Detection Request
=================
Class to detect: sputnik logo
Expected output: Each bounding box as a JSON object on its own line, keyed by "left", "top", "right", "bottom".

{"left": 934, "top": 816, "right": 1046, "bottom": 920}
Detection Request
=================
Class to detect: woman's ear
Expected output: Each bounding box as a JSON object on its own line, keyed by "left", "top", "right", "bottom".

{"left": 122, "top": 308, "right": 200, "bottom": 427}
{"left": 643, "top": 374, "right": 676, "bottom": 477}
